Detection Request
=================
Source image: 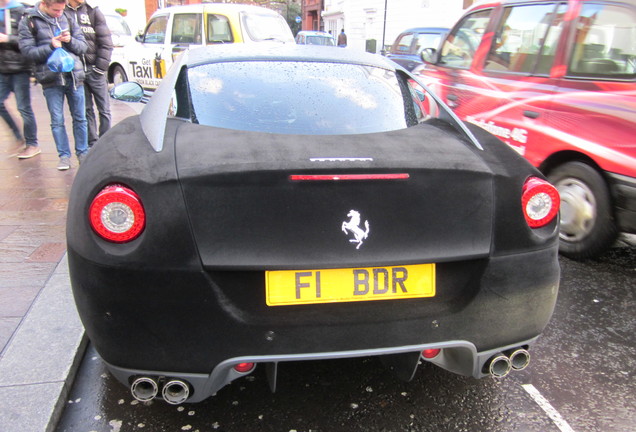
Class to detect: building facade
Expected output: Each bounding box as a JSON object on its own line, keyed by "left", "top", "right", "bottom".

{"left": 300, "top": 0, "right": 323, "bottom": 31}
{"left": 319, "top": 0, "right": 475, "bottom": 53}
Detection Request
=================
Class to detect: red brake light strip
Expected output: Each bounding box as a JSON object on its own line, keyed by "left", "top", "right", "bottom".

{"left": 290, "top": 174, "right": 410, "bottom": 181}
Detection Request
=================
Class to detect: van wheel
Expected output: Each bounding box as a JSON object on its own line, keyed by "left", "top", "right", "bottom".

{"left": 111, "top": 65, "right": 127, "bottom": 85}
{"left": 547, "top": 161, "right": 618, "bottom": 260}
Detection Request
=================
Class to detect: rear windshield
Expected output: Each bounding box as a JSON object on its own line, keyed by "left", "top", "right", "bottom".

{"left": 306, "top": 35, "right": 335, "bottom": 46}
{"left": 241, "top": 13, "right": 294, "bottom": 42}
{"left": 188, "top": 61, "right": 424, "bottom": 135}
{"left": 105, "top": 15, "right": 131, "bottom": 36}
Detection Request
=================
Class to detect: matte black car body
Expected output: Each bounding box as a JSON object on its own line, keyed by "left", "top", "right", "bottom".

{"left": 67, "top": 44, "right": 560, "bottom": 404}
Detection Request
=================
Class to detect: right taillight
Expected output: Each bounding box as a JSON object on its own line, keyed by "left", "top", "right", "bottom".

{"left": 522, "top": 177, "right": 560, "bottom": 228}
{"left": 89, "top": 184, "right": 145, "bottom": 243}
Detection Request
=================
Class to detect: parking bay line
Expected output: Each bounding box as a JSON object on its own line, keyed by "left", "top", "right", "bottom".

{"left": 522, "top": 384, "right": 576, "bottom": 432}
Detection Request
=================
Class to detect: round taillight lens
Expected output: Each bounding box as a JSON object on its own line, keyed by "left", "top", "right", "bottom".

{"left": 89, "top": 184, "right": 145, "bottom": 243}
{"left": 422, "top": 348, "right": 441, "bottom": 359}
{"left": 522, "top": 177, "right": 560, "bottom": 228}
{"left": 234, "top": 362, "right": 255, "bottom": 373}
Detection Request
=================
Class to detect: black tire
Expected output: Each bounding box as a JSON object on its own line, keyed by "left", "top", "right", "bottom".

{"left": 547, "top": 161, "right": 618, "bottom": 260}
{"left": 110, "top": 64, "right": 127, "bottom": 85}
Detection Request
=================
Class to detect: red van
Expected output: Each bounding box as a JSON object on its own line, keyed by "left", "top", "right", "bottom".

{"left": 414, "top": 0, "right": 636, "bottom": 259}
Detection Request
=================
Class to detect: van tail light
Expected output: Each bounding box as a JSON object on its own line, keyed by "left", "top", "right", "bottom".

{"left": 89, "top": 184, "right": 145, "bottom": 243}
{"left": 522, "top": 177, "right": 560, "bottom": 228}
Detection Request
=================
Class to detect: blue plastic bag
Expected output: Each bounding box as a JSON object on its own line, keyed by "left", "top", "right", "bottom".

{"left": 47, "top": 48, "right": 75, "bottom": 73}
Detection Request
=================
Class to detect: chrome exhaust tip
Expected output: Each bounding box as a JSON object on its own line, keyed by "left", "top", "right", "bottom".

{"left": 162, "top": 379, "right": 190, "bottom": 405}
{"left": 487, "top": 353, "right": 512, "bottom": 378}
{"left": 509, "top": 348, "right": 530, "bottom": 371}
{"left": 131, "top": 377, "right": 158, "bottom": 402}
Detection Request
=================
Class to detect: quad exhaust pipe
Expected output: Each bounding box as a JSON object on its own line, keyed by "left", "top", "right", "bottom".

{"left": 130, "top": 377, "right": 191, "bottom": 405}
{"left": 508, "top": 348, "right": 530, "bottom": 371}
{"left": 485, "top": 348, "right": 531, "bottom": 378}
{"left": 487, "top": 353, "right": 512, "bottom": 378}
{"left": 131, "top": 377, "right": 159, "bottom": 402}
{"left": 162, "top": 379, "right": 190, "bottom": 405}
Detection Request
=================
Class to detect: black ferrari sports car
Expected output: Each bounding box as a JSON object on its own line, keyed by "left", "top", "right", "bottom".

{"left": 67, "top": 43, "right": 561, "bottom": 405}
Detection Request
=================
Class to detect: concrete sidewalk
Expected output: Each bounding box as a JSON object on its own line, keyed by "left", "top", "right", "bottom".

{"left": 0, "top": 84, "right": 136, "bottom": 431}
{"left": 0, "top": 254, "right": 84, "bottom": 431}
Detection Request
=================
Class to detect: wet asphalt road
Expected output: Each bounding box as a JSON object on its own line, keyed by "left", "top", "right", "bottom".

{"left": 56, "top": 244, "right": 635, "bottom": 432}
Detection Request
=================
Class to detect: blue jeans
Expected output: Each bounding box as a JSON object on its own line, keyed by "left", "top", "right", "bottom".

{"left": 43, "top": 79, "right": 88, "bottom": 159}
{"left": 0, "top": 72, "right": 38, "bottom": 146}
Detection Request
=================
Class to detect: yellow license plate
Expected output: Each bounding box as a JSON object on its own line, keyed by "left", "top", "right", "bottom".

{"left": 266, "top": 264, "right": 435, "bottom": 306}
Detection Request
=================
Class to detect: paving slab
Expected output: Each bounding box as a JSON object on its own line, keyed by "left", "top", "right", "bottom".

{"left": 0, "top": 255, "right": 86, "bottom": 432}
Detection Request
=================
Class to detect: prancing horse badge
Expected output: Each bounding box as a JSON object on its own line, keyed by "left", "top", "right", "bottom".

{"left": 341, "top": 210, "right": 370, "bottom": 249}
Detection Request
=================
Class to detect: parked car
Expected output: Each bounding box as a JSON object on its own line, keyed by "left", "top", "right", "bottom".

{"left": 67, "top": 43, "right": 560, "bottom": 405}
{"left": 414, "top": 0, "right": 636, "bottom": 260}
{"left": 104, "top": 12, "right": 135, "bottom": 85}
{"left": 112, "top": 3, "right": 294, "bottom": 89}
{"left": 385, "top": 27, "right": 448, "bottom": 71}
{"left": 295, "top": 30, "right": 336, "bottom": 46}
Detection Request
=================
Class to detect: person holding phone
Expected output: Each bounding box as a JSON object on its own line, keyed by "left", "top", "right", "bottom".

{"left": 18, "top": 0, "right": 88, "bottom": 171}
{"left": 65, "top": 0, "right": 112, "bottom": 148}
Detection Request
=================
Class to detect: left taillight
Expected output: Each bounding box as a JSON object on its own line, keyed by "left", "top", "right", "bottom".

{"left": 522, "top": 177, "right": 560, "bottom": 228}
{"left": 89, "top": 184, "right": 145, "bottom": 243}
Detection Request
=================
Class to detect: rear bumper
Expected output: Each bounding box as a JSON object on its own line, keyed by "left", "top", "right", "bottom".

{"left": 68, "top": 246, "right": 559, "bottom": 402}
{"left": 106, "top": 337, "right": 539, "bottom": 403}
{"left": 608, "top": 172, "right": 636, "bottom": 234}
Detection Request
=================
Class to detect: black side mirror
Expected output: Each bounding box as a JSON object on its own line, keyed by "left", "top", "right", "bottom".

{"left": 110, "top": 82, "right": 144, "bottom": 103}
{"left": 135, "top": 34, "right": 143, "bottom": 43}
{"left": 421, "top": 47, "right": 439, "bottom": 65}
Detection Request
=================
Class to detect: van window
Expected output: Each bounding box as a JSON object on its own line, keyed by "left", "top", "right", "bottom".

{"left": 105, "top": 14, "right": 131, "bottom": 36}
{"left": 440, "top": 10, "right": 491, "bottom": 69}
{"left": 172, "top": 14, "right": 202, "bottom": 44}
{"left": 484, "top": 3, "right": 566, "bottom": 75}
{"left": 143, "top": 15, "right": 168, "bottom": 44}
{"left": 534, "top": 4, "right": 567, "bottom": 75}
{"left": 241, "top": 12, "right": 293, "bottom": 42}
{"left": 568, "top": 4, "right": 636, "bottom": 78}
{"left": 394, "top": 33, "right": 415, "bottom": 53}
{"left": 414, "top": 32, "right": 444, "bottom": 55}
{"left": 207, "top": 14, "right": 233, "bottom": 43}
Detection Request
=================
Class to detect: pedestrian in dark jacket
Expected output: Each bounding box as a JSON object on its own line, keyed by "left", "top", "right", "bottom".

{"left": 0, "top": 0, "right": 39, "bottom": 158}
{"left": 18, "top": 0, "right": 89, "bottom": 170}
{"left": 65, "top": 0, "right": 112, "bottom": 148}
{"left": 337, "top": 28, "right": 347, "bottom": 47}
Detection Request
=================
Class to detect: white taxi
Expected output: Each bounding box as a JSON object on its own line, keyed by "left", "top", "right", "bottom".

{"left": 112, "top": 3, "right": 294, "bottom": 89}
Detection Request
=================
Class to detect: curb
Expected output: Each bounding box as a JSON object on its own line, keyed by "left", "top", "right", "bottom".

{"left": 0, "top": 254, "right": 86, "bottom": 432}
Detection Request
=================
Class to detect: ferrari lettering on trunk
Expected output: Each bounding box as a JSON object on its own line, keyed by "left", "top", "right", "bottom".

{"left": 266, "top": 264, "right": 435, "bottom": 306}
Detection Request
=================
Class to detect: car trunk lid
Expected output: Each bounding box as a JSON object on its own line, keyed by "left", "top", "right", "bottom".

{"left": 175, "top": 122, "right": 494, "bottom": 269}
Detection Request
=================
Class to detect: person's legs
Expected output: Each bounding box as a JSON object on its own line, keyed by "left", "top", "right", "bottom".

{"left": 13, "top": 72, "right": 38, "bottom": 148}
{"left": 65, "top": 81, "right": 88, "bottom": 159}
{"left": 87, "top": 70, "right": 111, "bottom": 140}
{"left": 84, "top": 78, "right": 98, "bottom": 147}
{"left": 0, "top": 74, "right": 23, "bottom": 142}
{"left": 43, "top": 85, "right": 71, "bottom": 160}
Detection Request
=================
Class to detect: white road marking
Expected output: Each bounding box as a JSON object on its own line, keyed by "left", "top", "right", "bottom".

{"left": 522, "top": 384, "right": 576, "bottom": 432}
